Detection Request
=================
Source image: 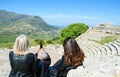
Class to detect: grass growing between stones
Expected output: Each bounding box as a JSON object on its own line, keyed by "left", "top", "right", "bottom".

{"left": 93, "top": 35, "right": 120, "bottom": 45}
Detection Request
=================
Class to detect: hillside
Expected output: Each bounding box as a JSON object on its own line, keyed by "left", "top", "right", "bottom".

{"left": 0, "top": 10, "right": 60, "bottom": 36}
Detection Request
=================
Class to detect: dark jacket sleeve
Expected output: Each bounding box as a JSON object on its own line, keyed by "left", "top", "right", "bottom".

{"left": 31, "top": 54, "right": 37, "bottom": 73}
{"left": 9, "top": 51, "right": 14, "bottom": 69}
{"left": 53, "top": 56, "right": 67, "bottom": 72}
{"left": 44, "top": 54, "right": 51, "bottom": 66}
{"left": 49, "top": 56, "right": 68, "bottom": 77}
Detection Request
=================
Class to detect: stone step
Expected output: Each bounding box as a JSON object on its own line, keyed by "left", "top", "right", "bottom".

{"left": 103, "top": 45, "right": 112, "bottom": 55}
{"left": 100, "top": 47, "right": 108, "bottom": 56}
{"left": 79, "top": 40, "right": 120, "bottom": 57}
{"left": 81, "top": 46, "right": 92, "bottom": 57}
{"left": 88, "top": 42, "right": 103, "bottom": 56}
{"left": 88, "top": 41, "right": 102, "bottom": 56}
{"left": 116, "top": 39, "right": 120, "bottom": 43}
{"left": 82, "top": 46, "right": 95, "bottom": 56}
{"left": 81, "top": 41, "right": 108, "bottom": 56}
{"left": 87, "top": 44, "right": 98, "bottom": 55}
{"left": 110, "top": 43, "right": 119, "bottom": 55}
{"left": 107, "top": 43, "right": 118, "bottom": 55}
{"left": 101, "top": 47, "right": 108, "bottom": 55}
{"left": 112, "top": 41, "right": 120, "bottom": 55}
{"left": 91, "top": 45, "right": 102, "bottom": 56}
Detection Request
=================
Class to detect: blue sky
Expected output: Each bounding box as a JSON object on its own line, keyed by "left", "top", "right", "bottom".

{"left": 0, "top": 0, "right": 120, "bottom": 27}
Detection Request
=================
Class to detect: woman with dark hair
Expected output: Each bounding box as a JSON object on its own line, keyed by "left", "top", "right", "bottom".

{"left": 49, "top": 37, "right": 85, "bottom": 77}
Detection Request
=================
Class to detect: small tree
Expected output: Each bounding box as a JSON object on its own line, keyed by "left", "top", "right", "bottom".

{"left": 60, "top": 28, "right": 75, "bottom": 42}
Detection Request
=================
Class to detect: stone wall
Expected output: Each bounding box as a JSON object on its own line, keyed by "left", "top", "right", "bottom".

{"left": 93, "top": 23, "right": 120, "bottom": 35}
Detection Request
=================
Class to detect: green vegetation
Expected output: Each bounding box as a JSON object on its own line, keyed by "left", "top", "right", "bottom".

{"left": 0, "top": 34, "right": 60, "bottom": 49}
{"left": 93, "top": 36, "right": 120, "bottom": 45}
{"left": 60, "top": 23, "right": 89, "bottom": 42}
{"left": 35, "top": 39, "right": 44, "bottom": 45}
{"left": 0, "top": 35, "right": 16, "bottom": 49}
{"left": 0, "top": 10, "right": 60, "bottom": 49}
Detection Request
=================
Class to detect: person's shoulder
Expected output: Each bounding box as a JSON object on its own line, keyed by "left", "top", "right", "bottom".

{"left": 9, "top": 51, "right": 14, "bottom": 56}
{"left": 9, "top": 51, "right": 13, "bottom": 54}
{"left": 53, "top": 57, "right": 63, "bottom": 67}
{"left": 9, "top": 51, "right": 16, "bottom": 60}
{"left": 27, "top": 53, "right": 34, "bottom": 56}
{"left": 26, "top": 53, "right": 35, "bottom": 58}
{"left": 25, "top": 53, "right": 35, "bottom": 60}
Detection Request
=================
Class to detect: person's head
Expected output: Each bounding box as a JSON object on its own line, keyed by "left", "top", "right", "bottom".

{"left": 13, "top": 34, "right": 29, "bottom": 55}
{"left": 63, "top": 37, "right": 85, "bottom": 66}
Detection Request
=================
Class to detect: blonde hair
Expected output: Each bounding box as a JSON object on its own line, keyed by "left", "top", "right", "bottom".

{"left": 13, "top": 34, "right": 29, "bottom": 55}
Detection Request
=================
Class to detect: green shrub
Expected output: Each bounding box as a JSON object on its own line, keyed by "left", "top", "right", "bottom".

{"left": 35, "top": 39, "right": 44, "bottom": 45}
{"left": 60, "top": 23, "right": 89, "bottom": 42}
{"left": 94, "top": 36, "right": 117, "bottom": 45}
{"left": 46, "top": 40, "right": 52, "bottom": 44}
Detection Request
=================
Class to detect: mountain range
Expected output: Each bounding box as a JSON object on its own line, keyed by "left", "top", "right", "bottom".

{"left": 0, "top": 10, "right": 60, "bottom": 37}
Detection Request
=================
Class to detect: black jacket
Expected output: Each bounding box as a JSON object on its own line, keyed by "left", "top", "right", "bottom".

{"left": 35, "top": 53, "right": 51, "bottom": 77}
{"left": 9, "top": 51, "right": 36, "bottom": 77}
{"left": 49, "top": 56, "right": 82, "bottom": 77}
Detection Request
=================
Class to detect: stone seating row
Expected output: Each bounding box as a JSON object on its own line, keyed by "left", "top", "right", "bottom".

{"left": 80, "top": 39, "right": 120, "bottom": 57}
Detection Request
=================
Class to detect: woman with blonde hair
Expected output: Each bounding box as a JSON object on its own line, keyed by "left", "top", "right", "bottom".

{"left": 49, "top": 37, "right": 85, "bottom": 77}
{"left": 9, "top": 34, "right": 36, "bottom": 77}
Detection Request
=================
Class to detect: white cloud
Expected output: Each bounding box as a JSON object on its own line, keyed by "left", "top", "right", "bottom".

{"left": 42, "top": 14, "right": 101, "bottom": 20}
{"left": 41, "top": 14, "right": 104, "bottom": 26}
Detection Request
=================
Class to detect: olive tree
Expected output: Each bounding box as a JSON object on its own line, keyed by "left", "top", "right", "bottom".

{"left": 60, "top": 23, "right": 89, "bottom": 42}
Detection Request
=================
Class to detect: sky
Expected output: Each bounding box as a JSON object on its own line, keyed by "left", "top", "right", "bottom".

{"left": 0, "top": 0, "right": 120, "bottom": 27}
